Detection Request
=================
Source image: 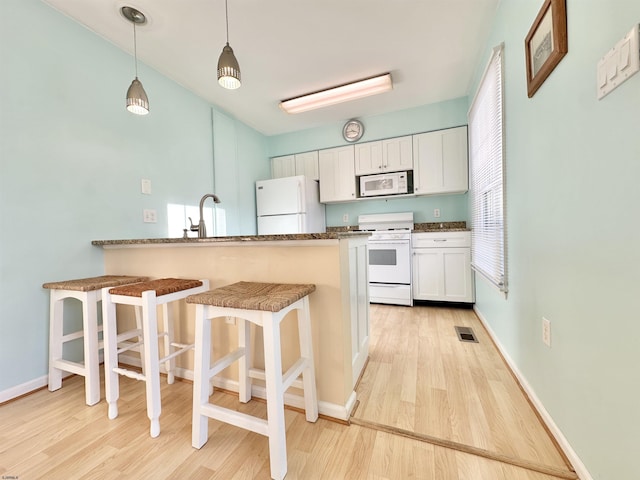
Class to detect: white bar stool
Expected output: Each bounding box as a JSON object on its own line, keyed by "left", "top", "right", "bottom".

{"left": 101, "top": 277, "right": 209, "bottom": 438}
{"left": 186, "top": 281, "right": 319, "bottom": 480}
{"left": 43, "top": 275, "right": 148, "bottom": 406}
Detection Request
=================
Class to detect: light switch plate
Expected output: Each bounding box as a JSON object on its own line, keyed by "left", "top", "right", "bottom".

{"left": 597, "top": 24, "right": 640, "bottom": 100}
{"left": 141, "top": 178, "right": 152, "bottom": 195}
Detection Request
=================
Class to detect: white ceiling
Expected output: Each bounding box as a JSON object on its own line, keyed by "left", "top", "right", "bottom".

{"left": 42, "top": 0, "right": 499, "bottom": 136}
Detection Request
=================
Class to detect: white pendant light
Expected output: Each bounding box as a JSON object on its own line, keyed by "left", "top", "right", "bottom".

{"left": 217, "top": 0, "right": 241, "bottom": 89}
{"left": 122, "top": 6, "right": 149, "bottom": 115}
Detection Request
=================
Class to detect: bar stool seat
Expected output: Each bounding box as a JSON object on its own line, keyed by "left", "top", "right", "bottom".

{"left": 102, "top": 277, "right": 209, "bottom": 438}
{"left": 43, "top": 275, "right": 148, "bottom": 406}
{"left": 186, "top": 281, "right": 319, "bottom": 480}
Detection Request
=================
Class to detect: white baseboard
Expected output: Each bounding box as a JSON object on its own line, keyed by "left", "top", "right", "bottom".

{"left": 0, "top": 371, "right": 70, "bottom": 404}
{"left": 473, "top": 306, "right": 593, "bottom": 480}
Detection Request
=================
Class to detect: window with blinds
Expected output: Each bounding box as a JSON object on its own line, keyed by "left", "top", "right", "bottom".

{"left": 468, "top": 44, "right": 507, "bottom": 292}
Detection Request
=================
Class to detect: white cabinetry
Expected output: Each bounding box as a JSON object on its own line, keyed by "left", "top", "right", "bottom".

{"left": 318, "top": 145, "right": 356, "bottom": 203}
{"left": 413, "top": 126, "right": 468, "bottom": 195}
{"left": 271, "top": 151, "right": 319, "bottom": 180}
{"left": 412, "top": 231, "right": 474, "bottom": 303}
{"left": 271, "top": 155, "right": 296, "bottom": 179}
{"left": 354, "top": 136, "right": 413, "bottom": 175}
{"left": 341, "top": 236, "right": 370, "bottom": 387}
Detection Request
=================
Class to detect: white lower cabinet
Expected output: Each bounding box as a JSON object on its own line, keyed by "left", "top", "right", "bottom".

{"left": 412, "top": 231, "right": 474, "bottom": 303}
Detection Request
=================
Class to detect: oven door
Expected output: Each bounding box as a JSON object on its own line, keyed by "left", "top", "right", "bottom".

{"left": 368, "top": 240, "right": 411, "bottom": 284}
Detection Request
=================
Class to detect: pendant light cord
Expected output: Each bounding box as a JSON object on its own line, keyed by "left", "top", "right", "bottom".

{"left": 133, "top": 21, "right": 139, "bottom": 78}
{"left": 225, "top": 0, "right": 230, "bottom": 44}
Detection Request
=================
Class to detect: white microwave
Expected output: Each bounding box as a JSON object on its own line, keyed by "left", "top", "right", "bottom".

{"left": 359, "top": 171, "right": 409, "bottom": 197}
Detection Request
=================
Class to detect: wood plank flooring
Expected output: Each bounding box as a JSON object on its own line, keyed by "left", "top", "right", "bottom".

{"left": 352, "top": 304, "right": 575, "bottom": 478}
{"left": 0, "top": 304, "right": 576, "bottom": 479}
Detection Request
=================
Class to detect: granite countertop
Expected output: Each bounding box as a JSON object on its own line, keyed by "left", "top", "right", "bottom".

{"left": 413, "top": 221, "right": 469, "bottom": 232}
{"left": 92, "top": 231, "right": 370, "bottom": 247}
{"left": 327, "top": 221, "right": 469, "bottom": 233}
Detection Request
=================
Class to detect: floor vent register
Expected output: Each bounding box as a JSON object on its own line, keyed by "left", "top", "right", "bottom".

{"left": 455, "top": 326, "right": 479, "bottom": 343}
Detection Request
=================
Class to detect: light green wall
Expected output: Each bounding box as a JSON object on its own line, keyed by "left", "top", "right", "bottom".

{"left": 0, "top": 0, "right": 267, "bottom": 393}
{"left": 268, "top": 98, "right": 470, "bottom": 226}
{"left": 471, "top": 1, "right": 640, "bottom": 479}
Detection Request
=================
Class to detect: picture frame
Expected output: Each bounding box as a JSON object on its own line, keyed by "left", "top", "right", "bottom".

{"left": 525, "top": 0, "right": 568, "bottom": 97}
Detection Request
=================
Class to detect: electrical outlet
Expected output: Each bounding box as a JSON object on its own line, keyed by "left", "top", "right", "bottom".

{"left": 433, "top": 208, "right": 441, "bottom": 218}
{"left": 542, "top": 317, "right": 551, "bottom": 347}
{"left": 343, "top": 213, "right": 349, "bottom": 223}
{"left": 143, "top": 209, "right": 157, "bottom": 223}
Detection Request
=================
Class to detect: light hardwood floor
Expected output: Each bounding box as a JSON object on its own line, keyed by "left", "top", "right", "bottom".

{"left": 0, "top": 304, "right": 576, "bottom": 479}
{"left": 352, "top": 304, "right": 575, "bottom": 479}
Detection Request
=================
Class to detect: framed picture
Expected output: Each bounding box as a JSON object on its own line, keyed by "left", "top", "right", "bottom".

{"left": 525, "top": 0, "right": 568, "bottom": 97}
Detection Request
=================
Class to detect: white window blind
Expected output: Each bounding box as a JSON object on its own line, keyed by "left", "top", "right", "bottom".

{"left": 468, "top": 44, "right": 507, "bottom": 292}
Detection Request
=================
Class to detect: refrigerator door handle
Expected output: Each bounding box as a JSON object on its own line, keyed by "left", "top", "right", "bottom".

{"left": 297, "top": 180, "right": 304, "bottom": 213}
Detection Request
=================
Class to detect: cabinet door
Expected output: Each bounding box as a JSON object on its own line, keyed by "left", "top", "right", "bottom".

{"left": 442, "top": 248, "right": 474, "bottom": 302}
{"left": 413, "top": 126, "right": 468, "bottom": 195}
{"left": 349, "top": 240, "right": 370, "bottom": 387}
{"left": 354, "top": 141, "right": 383, "bottom": 175}
{"left": 412, "top": 247, "right": 474, "bottom": 302}
{"left": 318, "top": 145, "right": 356, "bottom": 203}
{"left": 382, "top": 136, "right": 413, "bottom": 171}
{"left": 271, "top": 155, "right": 296, "bottom": 179}
{"left": 412, "top": 249, "right": 444, "bottom": 300}
{"left": 295, "top": 151, "right": 319, "bottom": 181}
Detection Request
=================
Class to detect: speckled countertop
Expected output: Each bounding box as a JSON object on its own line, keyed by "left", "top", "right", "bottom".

{"left": 92, "top": 231, "right": 370, "bottom": 247}
{"left": 326, "top": 221, "right": 469, "bottom": 233}
{"left": 413, "top": 221, "right": 469, "bottom": 232}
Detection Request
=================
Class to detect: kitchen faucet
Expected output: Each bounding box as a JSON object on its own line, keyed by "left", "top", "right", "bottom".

{"left": 189, "top": 194, "right": 221, "bottom": 238}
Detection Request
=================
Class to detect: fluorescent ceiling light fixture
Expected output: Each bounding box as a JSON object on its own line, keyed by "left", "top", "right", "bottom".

{"left": 279, "top": 73, "right": 393, "bottom": 114}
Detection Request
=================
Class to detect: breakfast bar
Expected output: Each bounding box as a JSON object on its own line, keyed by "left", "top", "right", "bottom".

{"left": 92, "top": 232, "right": 370, "bottom": 420}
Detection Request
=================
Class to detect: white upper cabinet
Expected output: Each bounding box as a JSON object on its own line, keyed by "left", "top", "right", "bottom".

{"left": 294, "top": 151, "right": 319, "bottom": 180}
{"left": 354, "top": 136, "right": 413, "bottom": 175}
{"left": 382, "top": 136, "right": 413, "bottom": 172}
{"left": 354, "top": 141, "right": 384, "bottom": 175}
{"left": 413, "top": 126, "right": 468, "bottom": 195}
{"left": 318, "top": 145, "right": 356, "bottom": 203}
{"left": 271, "top": 155, "right": 296, "bottom": 179}
{"left": 271, "top": 151, "right": 319, "bottom": 180}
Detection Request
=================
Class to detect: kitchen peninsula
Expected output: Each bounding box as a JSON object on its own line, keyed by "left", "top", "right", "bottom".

{"left": 92, "top": 232, "right": 369, "bottom": 421}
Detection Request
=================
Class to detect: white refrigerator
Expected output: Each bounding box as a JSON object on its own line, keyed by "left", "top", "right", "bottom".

{"left": 256, "top": 176, "right": 326, "bottom": 235}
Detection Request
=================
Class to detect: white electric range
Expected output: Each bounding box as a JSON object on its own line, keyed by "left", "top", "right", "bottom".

{"left": 358, "top": 212, "right": 414, "bottom": 306}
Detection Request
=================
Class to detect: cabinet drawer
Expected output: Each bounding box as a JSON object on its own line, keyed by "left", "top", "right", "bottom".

{"left": 412, "top": 231, "right": 470, "bottom": 248}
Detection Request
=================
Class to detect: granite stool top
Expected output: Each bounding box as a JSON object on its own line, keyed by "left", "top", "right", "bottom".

{"left": 108, "top": 278, "right": 203, "bottom": 297}
{"left": 186, "top": 281, "right": 316, "bottom": 313}
{"left": 43, "top": 275, "right": 149, "bottom": 292}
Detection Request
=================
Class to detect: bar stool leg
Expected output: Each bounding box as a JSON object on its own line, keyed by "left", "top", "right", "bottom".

{"left": 134, "top": 305, "right": 146, "bottom": 377}
{"left": 162, "top": 303, "right": 175, "bottom": 384}
{"left": 48, "top": 292, "right": 64, "bottom": 393}
{"left": 102, "top": 287, "right": 120, "bottom": 420}
{"left": 238, "top": 317, "right": 252, "bottom": 403}
{"left": 192, "top": 304, "right": 211, "bottom": 449}
{"left": 298, "top": 296, "right": 318, "bottom": 422}
{"left": 262, "top": 312, "right": 287, "bottom": 480}
{"left": 82, "top": 290, "right": 101, "bottom": 406}
{"left": 141, "top": 290, "right": 162, "bottom": 438}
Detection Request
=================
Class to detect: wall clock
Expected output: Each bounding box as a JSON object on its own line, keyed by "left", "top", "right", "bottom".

{"left": 342, "top": 119, "right": 364, "bottom": 143}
